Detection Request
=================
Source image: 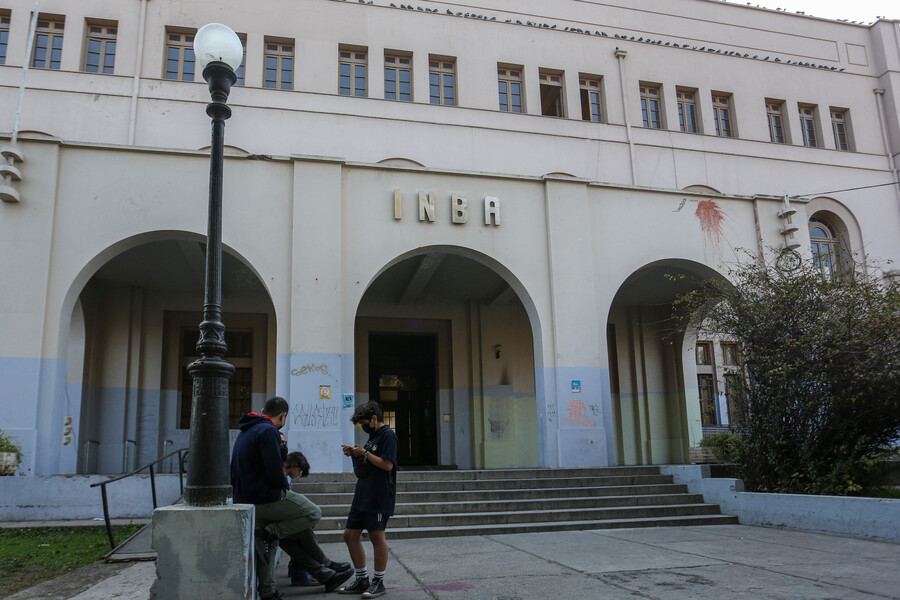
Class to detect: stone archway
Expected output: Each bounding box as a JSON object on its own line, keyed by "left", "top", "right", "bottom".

{"left": 606, "top": 259, "right": 729, "bottom": 465}
{"left": 353, "top": 246, "right": 544, "bottom": 469}
{"left": 68, "top": 233, "right": 276, "bottom": 474}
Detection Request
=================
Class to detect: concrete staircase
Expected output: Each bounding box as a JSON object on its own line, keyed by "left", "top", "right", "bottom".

{"left": 297, "top": 466, "right": 738, "bottom": 543}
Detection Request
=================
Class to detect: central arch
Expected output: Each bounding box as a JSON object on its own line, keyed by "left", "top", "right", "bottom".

{"left": 353, "top": 245, "right": 544, "bottom": 469}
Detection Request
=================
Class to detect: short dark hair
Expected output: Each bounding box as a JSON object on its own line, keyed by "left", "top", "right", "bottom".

{"left": 262, "top": 396, "right": 289, "bottom": 417}
{"left": 351, "top": 401, "right": 383, "bottom": 424}
{"left": 284, "top": 451, "right": 310, "bottom": 477}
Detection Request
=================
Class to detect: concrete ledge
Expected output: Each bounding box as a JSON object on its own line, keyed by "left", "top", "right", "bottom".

{"left": 0, "top": 474, "right": 183, "bottom": 521}
{"left": 150, "top": 504, "right": 254, "bottom": 600}
{"left": 660, "top": 464, "right": 900, "bottom": 543}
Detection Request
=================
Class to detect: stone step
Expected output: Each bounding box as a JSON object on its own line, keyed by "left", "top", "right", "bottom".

{"left": 312, "top": 513, "right": 740, "bottom": 543}
{"left": 302, "top": 466, "right": 663, "bottom": 483}
{"left": 315, "top": 493, "right": 706, "bottom": 517}
{"left": 300, "top": 474, "right": 674, "bottom": 494}
{"left": 314, "top": 503, "right": 724, "bottom": 531}
{"left": 299, "top": 483, "right": 691, "bottom": 505}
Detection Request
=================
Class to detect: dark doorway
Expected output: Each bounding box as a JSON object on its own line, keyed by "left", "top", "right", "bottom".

{"left": 368, "top": 333, "right": 438, "bottom": 467}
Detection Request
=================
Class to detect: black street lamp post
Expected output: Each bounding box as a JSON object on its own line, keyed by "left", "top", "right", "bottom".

{"left": 184, "top": 24, "right": 243, "bottom": 506}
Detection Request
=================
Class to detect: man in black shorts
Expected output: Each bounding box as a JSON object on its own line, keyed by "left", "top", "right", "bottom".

{"left": 338, "top": 402, "right": 398, "bottom": 598}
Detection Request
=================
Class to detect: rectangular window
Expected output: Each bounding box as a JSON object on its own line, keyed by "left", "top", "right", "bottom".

{"left": 32, "top": 18, "right": 65, "bottom": 70}
{"left": 384, "top": 54, "right": 411, "bottom": 101}
{"left": 539, "top": 70, "right": 564, "bottom": 117}
{"left": 698, "top": 374, "right": 718, "bottom": 426}
{"left": 712, "top": 94, "right": 733, "bottom": 138}
{"left": 677, "top": 88, "right": 698, "bottom": 133}
{"left": 339, "top": 48, "right": 367, "bottom": 97}
{"left": 233, "top": 34, "right": 246, "bottom": 86}
{"left": 831, "top": 108, "right": 850, "bottom": 151}
{"left": 724, "top": 373, "right": 745, "bottom": 425}
{"left": 640, "top": 84, "right": 662, "bottom": 129}
{"left": 696, "top": 341, "right": 713, "bottom": 366}
{"left": 429, "top": 58, "right": 455, "bottom": 106}
{"left": 766, "top": 100, "right": 785, "bottom": 143}
{"left": 799, "top": 104, "right": 818, "bottom": 147}
{"left": 0, "top": 13, "right": 11, "bottom": 65}
{"left": 84, "top": 21, "right": 116, "bottom": 74}
{"left": 579, "top": 77, "right": 602, "bottom": 122}
{"left": 722, "top": 342, "right": 740, "bottom": 366}
{"left": 165, "top": 30, "right": 195, "bottom": 81}
{"left": 497, "top": 66, "right": 523, "bottom": 113}
{"left": 264, "top": 40, "right": 294, "bottom": 90}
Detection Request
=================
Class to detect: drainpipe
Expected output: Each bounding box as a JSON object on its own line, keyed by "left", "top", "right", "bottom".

{"left": 127, "top": 0, "right": 149, "bottom": 145}
{"left": 873, "top": 89, "right": 900, "bottom": 218}
{"left": 614, "top": 48, "right": 636, "bottom": 186}
{"left": 0, "top": 0, "right": 39, "bottom": 203}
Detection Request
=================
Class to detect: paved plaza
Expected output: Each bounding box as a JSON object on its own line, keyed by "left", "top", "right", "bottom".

{"left": 9, "top": 524, "right": 900, "bottom": 599}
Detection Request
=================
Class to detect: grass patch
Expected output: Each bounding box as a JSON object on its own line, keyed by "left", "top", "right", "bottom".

{"left": 863, "top": 487, "right": 900, "bottom": 499}
{"left": 0, "top": 525, "right": 143, "bottom": 598}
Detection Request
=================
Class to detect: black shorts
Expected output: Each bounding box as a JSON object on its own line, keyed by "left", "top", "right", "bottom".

{"left": 345, "top": 509, "right": 390, "bottom": 532}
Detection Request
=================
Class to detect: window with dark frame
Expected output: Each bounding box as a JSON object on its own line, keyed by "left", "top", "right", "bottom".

{"left": 178, "top": 328, "right": 255, "bottom": 430}
{"left": 498, "top": 66, "right": 523, "bottom": 113}
{"left": 339, "top": 49, "right": 367, "bottom": 97}
{"left": 384, "top": 54, "right": 411, "bottom": 101}
{"left": 0, "top": 13, "right": 11, "bottom": 65}
{"left": 712, "top": 94, "right": 733, "bottom": 137}
{"left": 696, "top": 341, "right": 713, "bottom": 366}
{"left": 640, "top": 85, "right": 662, "bottom": 129}
{"left": 809, "top": 216, "right": 841, "bottom": 280}
{"left": 722, "top": 342, "right": 740, "bottom": 366}
{"left": 677, "top": 89, "right": 698, "bottom": 133}
{"left": 429, "top": 58, "right": 455, "bottom": 106}
{"left": 580, "top": 77, "right": 602, "bottom": 122}
{"left": 165, "top": 30, "right": 195, "bottom": 81}
{"left": 831, "top": 109, "right": 850, "bottom": 151}
{"left": 33, "top": 18, "right": 65, "bottom": 70}
{"left": 766, "top": 100, "right": 786, "bottom": 143}
{"left": 264, "top": 40, "right": 294, "bottom": 90}
{"left": 799, "top": 104, "right": 818, "bottom": 147}
{"left": 84, "top": 21, "right": 116, "bottom": 74}
{"left": 539, "top": 70, "right": 564, "bottom": 117}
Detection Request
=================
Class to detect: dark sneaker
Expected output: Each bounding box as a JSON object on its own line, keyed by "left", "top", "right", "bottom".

{"left": 361, "top": 579, "right": 386, "bottom": 598}
{"left": 260, "top": 591, "right": 284, "bottom": 600}
{"left": 328, "top": 560, "right": 352, "bottom": 572}
{"left": 324, "top": 566, "right": 355, "bottom": 593}
{"left": 338, "top": 577, "right": 370, "bottom": 594}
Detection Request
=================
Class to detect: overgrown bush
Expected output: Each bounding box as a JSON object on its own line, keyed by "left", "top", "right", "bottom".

{"left": 676, "top": 254, "right": 900, "bottom": 495}
{"left": 699, "top": 432, "right": 743, "bottom": 463}
{"left": 0, "top": 430, "right": 22, "bottom": 464}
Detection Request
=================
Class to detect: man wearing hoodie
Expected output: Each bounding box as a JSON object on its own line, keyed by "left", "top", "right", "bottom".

{"left": 231, "top": 396, "right": 353, "bottom": 600}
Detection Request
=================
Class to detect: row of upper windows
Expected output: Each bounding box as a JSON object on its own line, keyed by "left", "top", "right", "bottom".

{"left": 0, "top": 14, "right": 854, "bottom": 151}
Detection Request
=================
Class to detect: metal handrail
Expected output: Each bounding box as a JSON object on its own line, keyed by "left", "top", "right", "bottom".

{"left": 90, "top": 447, "right": 189, "bottom": 550}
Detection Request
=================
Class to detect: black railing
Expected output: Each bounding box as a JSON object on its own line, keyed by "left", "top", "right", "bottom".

{"left": 90, "top": 448, "right": 189, "bottom": 550}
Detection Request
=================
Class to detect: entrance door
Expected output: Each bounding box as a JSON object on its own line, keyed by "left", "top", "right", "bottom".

{"left": 368, "top": 333, "right": 438, "bottom": 467}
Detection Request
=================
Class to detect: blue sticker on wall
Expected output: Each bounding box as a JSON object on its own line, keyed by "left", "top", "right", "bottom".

{"left": 343, "top": 394, "right": 353, "bottom": 408}
{"left": 571, "top": 380, "right": 581, "bottom": 393}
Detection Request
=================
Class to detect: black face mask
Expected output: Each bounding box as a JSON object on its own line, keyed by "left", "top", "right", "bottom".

{"left": 361, "top": 423, "right": 374, "bottom": 435}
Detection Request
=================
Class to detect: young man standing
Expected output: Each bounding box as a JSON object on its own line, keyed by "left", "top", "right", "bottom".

{"left": 231, "top": 397, "right": 352, "bottom": 599}
{"left": 339, "top": 402, "right": 399, "bottom": 598}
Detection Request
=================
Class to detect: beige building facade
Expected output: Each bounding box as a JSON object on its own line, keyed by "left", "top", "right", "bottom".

{"left": 1, "top": 0, "right": 898, "bottom": 476}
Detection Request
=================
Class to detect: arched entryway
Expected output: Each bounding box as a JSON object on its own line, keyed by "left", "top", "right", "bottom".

{"left": 606, "top": 259, "right": 729, "bottom": 465}
{"left": 354, "top": 246, "right": 543, "bottom": 469}
{"left": 69, "top": 233, "right": 276, "bottom": 474}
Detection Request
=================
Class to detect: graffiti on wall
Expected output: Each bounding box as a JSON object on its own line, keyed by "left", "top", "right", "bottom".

{"left": 563, "top": 398, "right": 598, "bottom": 427}
{"left": 290, "top": 363, "right": 337, "bottom": 381}
{"left": 293, "top": 403, "right": 340, "bottom": 430}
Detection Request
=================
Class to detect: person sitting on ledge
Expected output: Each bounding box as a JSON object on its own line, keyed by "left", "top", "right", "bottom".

{"left": 231, "top": 396, "right": 353, "bottom": 600}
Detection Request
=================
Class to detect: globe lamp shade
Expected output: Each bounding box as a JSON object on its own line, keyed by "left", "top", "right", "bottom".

{"left": 194, "top": 23, "right": 243, "bottom": 72}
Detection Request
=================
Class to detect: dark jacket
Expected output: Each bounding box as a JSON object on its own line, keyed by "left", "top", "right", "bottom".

{"left": 230, "top": 412, "right": 288, "bottom": 505}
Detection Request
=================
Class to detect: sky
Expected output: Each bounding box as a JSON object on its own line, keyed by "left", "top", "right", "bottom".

{"left": 723, "top": 0, "right": 899, "bottom": 23}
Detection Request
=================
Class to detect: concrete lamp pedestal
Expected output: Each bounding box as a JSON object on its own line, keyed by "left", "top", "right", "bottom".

{"left": 150, "top": 503, "right": 255, "bottom": 600}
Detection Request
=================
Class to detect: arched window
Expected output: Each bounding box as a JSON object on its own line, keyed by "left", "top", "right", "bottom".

{"left": 809, "top": 216, "right": 840, "bottom": 279}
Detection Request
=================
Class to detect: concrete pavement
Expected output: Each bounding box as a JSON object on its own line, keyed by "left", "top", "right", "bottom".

{"left": 9, "top": 524, "right": 900, "bottom": 599}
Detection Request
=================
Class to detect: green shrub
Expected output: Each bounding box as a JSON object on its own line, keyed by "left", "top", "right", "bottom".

{"left": 675, "top": 254, "right": 900, "bottom": 496}
{"left": 0, "top": 430, "right": 23, "bottom": 464}
{"left": 699, "top": 432, "right": 743, "bottom": 463}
